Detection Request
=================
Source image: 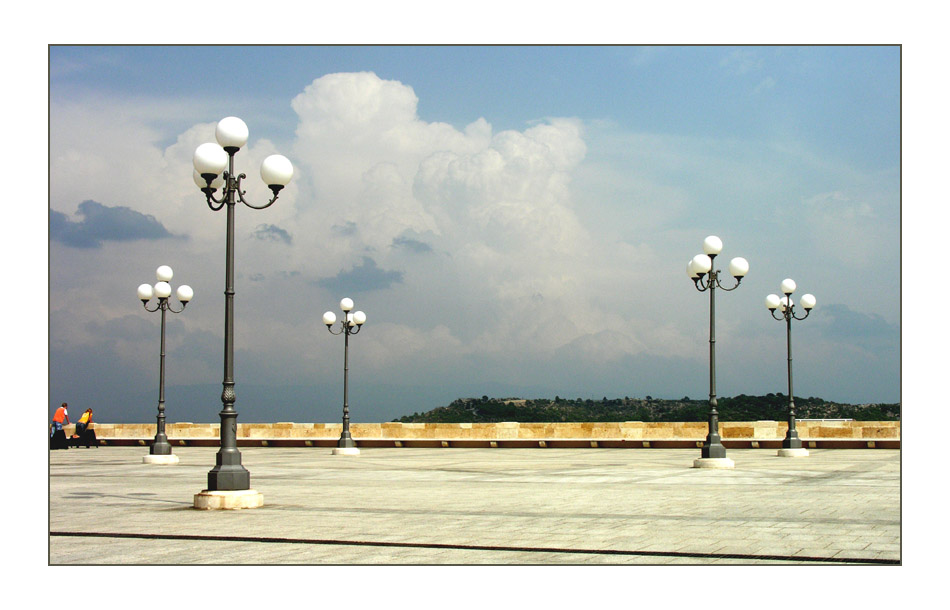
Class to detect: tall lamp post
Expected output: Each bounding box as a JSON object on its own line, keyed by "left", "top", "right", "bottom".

{"left": 687, "top": 235, "right": 749, "bottom": 469}
{"left": 766, "top": 279, "right": 816, "bottom": 457}
{"left": 192, "top": 116, "right": 293, "bottom": 510}
{"left": 323, "top": 298, "right": 367, "bottom": 456}
{"left": 138, "top": 265, "right": 193, "bottom": 465}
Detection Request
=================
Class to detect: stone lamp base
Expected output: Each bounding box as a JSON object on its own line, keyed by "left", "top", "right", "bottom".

{"left": 777, "top": 448, "right": 810, "bottom": 457}
{"left": 332, "top": 447, "right": 361, "bottom": 456}
{"left": 193, "top": 489, "right": 264, "bottom": 510}
{"left": 693, "top": 457, "right": 736, "bottom": 469}
{"left": 143, "top": 454, "right": 179, "bottom": 465}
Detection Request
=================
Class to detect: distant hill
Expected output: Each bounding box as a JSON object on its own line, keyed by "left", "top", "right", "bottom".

{"left": 394, "top": 394, "right": 901, "bottom": 423}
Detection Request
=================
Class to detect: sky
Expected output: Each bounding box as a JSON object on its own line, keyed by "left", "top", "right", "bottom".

{"left": 45, "top": 44, "right": 904, "bottom": 424}
{"left": 43, "top": 44, "right": 906, "bottom": 425}
{"left": 18, "top": 4, "right": 950, "bottom": 594}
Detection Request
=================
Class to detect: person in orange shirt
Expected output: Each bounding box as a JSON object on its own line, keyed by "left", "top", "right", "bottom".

{"left": 52, "top": 403, "right": 70, "bottom": 433}
{"left": 51, "top": 403, "right": 71, "bottom": 449}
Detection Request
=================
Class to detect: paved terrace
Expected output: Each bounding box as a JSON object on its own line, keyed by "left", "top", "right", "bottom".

{"left": 49, "top": 446, "right": 900, "bottom": 565}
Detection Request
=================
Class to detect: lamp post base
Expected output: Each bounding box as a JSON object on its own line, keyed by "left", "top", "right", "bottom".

{"left": 143, "top": 454, "right": 179, "bottom": 465}
{"left": 332, "top": 447, "right": 361, "bottom": 456}
{"left": 207, "top": 463, "right": 251, "bottom": 491}
{"left": 150, "top": 440, "right": 173, "bottom": 455}
{"left": 338, "top": 429, "right": 357, "bottom": 448}
{"left": 193, "top": 489, "right": 263, "bottom": 510}
{"left": 693, "top": 457, "right": 735, "bottom": 469}
{"left": 777, "top": 448, "right": 810, "bottom": 457}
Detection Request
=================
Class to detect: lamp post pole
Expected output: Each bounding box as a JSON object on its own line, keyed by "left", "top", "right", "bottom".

{"left": 688, "top": 235, "right": 748, "bottom": 468}
{"left": 323, "top": 298, "right": 367, "bottom": 456}
{"left": 766, "top": 279, "right": 816, "bottom": 457}
{"left": 138, "top": 266, "right": 192, "bottom": 464}
{"left": 192, "top": 116, "right": 293, "bottom": 508}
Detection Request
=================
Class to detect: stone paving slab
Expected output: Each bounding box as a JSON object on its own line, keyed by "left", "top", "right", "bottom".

{"left": 48, "top": 446, "right": 900, "bottom": 565}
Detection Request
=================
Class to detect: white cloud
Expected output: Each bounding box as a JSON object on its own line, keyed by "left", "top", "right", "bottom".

{"left": 281, "top": 73, "right": 618, "bottom": 356}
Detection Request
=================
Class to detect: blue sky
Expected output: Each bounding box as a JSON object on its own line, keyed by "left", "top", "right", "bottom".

{"left": 44, "top": 44, "right": 902, "bottom": 424}
{"left": 50, "top": 45, "right": 899, "bottom": 166}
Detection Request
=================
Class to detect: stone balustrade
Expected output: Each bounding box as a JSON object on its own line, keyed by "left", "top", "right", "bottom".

{"left": 59, "top": 420, "right": 900, "bottom": 449}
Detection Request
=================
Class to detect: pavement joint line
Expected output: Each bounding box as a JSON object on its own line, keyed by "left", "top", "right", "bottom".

{"left": 49, "top": 531, "right": 900, "bottom": 565}
{"left": 266, "top": 505, "right": 898, "bottom": 526}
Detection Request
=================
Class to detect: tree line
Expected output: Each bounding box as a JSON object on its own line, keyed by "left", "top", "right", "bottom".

{"left": 394, "top": 394, "right": 900, "bottom": 423}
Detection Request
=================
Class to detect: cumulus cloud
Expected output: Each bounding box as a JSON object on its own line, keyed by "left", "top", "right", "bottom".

{"left": 251, "top": 71, "right": 688, "bottom": 380}
{"left": 50, "top": 199, "right": 175, "bottom": 248}
{"left": 280, "top": 73, "right": 616, "bottom": 350}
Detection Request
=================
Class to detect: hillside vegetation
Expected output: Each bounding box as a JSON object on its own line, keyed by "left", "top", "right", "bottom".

{"left": 395, "top": 394, "right": 900, "bottom": 423}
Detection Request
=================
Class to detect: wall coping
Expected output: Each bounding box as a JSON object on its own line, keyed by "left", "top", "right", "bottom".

{"left": 62, "top": 420, "right": 900, "bottom": 449}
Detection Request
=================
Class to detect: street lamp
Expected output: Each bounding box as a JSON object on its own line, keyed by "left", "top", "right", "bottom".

{"left": 192, "top": 116, "right": 293, "bottom": 509}
{"left": 766, "top": 278, "right": 816, "bottom": 458}
{"left": 687, "top": 235, "right": 749, "bottom": 469}
{"left": 323, "top": 298, "right": 367, "bottom": 456}
{"left": 138, "top": 265, "right": 193, "bottom": 465}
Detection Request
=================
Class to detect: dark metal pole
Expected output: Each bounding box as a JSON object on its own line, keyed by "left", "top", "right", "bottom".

{"left": 207, "top": 151, "right": 251, "bottom": 491}
{"left": 339, "top": 323, "right": 355, "bottom": 448}
{"left": 702, "top": 263, "right": 726, "bottom": 459}
{"left": 150, "top": 302, "right": 172, "bottom": 455}
{"left": 193, "top": 119, "right": 289, "bottom": 496}
{"left": 783, "top": 310, "right": 802, "bottom": 449}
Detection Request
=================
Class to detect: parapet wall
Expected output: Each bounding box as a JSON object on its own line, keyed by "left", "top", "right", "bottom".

{"left": 66, "top": 420, "right": 900, "bottom": 449}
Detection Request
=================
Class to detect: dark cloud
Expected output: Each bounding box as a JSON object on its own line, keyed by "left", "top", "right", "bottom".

{"left": 391, "top": 235, "right": 433, "bottom": 254}
{"left": 50, "top": 200, "right": 175, "bottom": 248}
{"left": 331, "top": 221, "right": 358, "bottom": 237}
{"left": 252, "top": 223, "right": 292, "bottom": 245}
{"left": 318, "top": 256, "right": 403, "bottom": 293}
{"left": 816, "top": 303, "right": 899, "bottom": 347}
